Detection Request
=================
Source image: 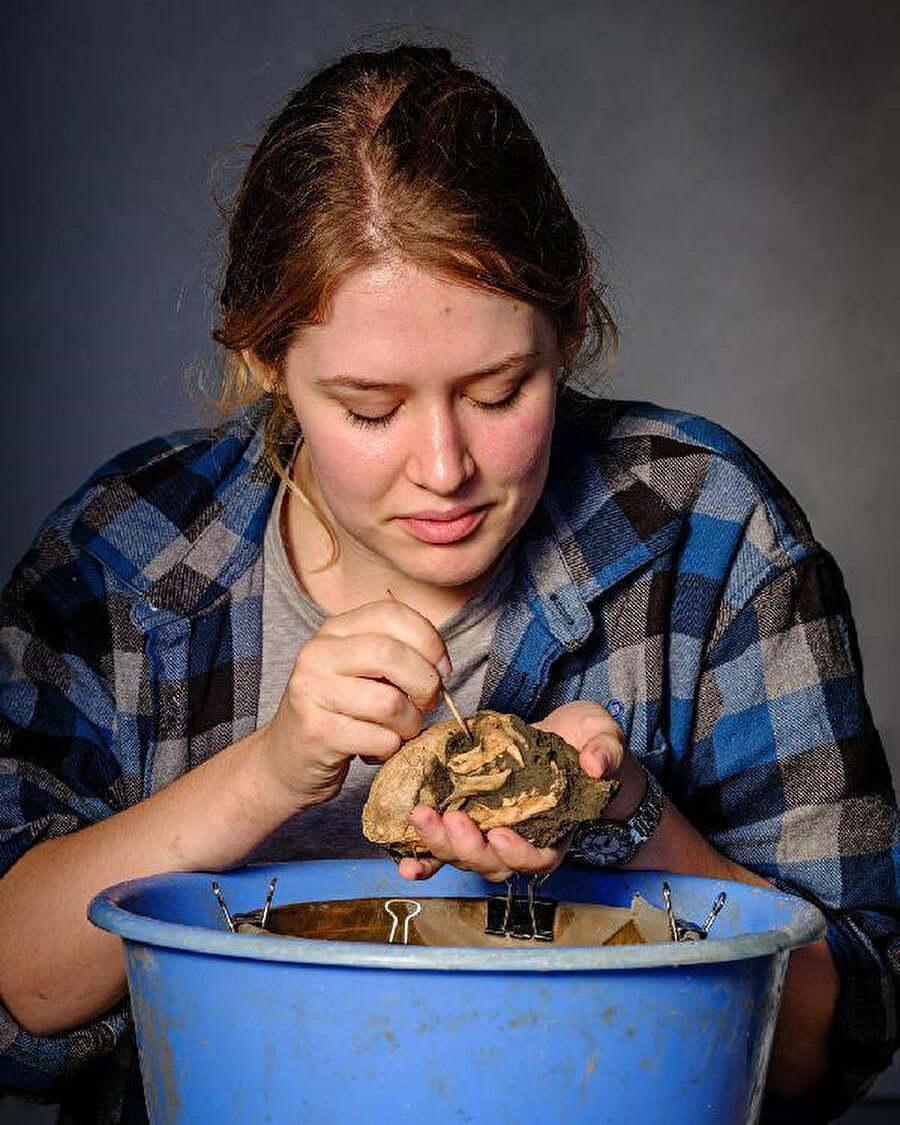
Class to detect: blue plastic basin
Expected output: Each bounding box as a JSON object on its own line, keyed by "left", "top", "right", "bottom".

{"left": 89, "top": 860, "right": 824, "bottom": 1124}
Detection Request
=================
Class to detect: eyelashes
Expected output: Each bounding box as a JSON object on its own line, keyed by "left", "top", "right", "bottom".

{"left": 473, "top": 385, "right": 524, "bottom": 414}
{"left": 344, "top": 406, "right": 398, "bottom": 430}
{"left": 343, "top": 385, "right": 524, "bottom": 430}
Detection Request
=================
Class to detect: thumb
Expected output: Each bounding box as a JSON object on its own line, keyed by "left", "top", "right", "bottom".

{"left": 578, "top": 728, "right": 625, "bottom": 779}
{"left": 533, "top": 701, "right": 623, "bottom": 762}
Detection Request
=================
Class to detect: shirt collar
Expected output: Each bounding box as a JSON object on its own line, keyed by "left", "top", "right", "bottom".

{"left": 520, "top": 394, "right": 686, "bottom": 651}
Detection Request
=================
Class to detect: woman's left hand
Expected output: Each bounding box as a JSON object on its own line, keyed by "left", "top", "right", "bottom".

{"left": 397, "top": 700, "right": 633, "bottom": 882}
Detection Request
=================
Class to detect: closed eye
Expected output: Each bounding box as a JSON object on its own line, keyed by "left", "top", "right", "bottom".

{"left": 343, "top": 405, "right": 400, "bottom": 429}
{"left": 341, "top": 379, "right": 525, "bottom": 429}
{"left": 468, "top": 384, "right": 524, "bottom": 412}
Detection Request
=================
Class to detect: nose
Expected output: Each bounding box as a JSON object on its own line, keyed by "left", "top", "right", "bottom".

{"left": 405, "top": 400, "right": 476, "bottom": 495}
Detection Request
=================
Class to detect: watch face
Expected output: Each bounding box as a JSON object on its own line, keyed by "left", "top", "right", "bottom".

{"left": 574, "top": 822, "right": 634, "bottom": 865}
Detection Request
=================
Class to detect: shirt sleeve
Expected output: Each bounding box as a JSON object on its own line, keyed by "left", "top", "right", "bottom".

{"left": 0, "top": 535, "right": 133, "bottom": 1094}
{"left": 681, "top": 549, "right": 900, "bottom": 1120}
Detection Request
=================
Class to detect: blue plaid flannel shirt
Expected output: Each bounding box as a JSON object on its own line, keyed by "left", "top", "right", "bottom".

{"left": 1, "top": 393, "right": 897, "bottom": 1123}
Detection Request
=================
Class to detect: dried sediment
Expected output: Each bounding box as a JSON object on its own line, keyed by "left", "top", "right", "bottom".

{"left": 362, "top": 710, "right": 619, "bottom": 855}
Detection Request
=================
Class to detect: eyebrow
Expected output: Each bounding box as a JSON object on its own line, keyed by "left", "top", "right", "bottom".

{"left": 313, "top": 349, "right": 544, "bottom": 390}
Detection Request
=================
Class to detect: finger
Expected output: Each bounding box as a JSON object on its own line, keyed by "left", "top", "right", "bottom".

{"left": 533, "top": 701, "right": 624, "bottom": 758}
{"left": 485, "top": 828, "right": 565, "bottom": 875}
{"left": 410, "top": 808, "right": 512, "bottom": 882}
{"left": 533, "top": 699, "right": 622, "bottom": 733}
{"left": 407, "top": 805, "right": 453, "bottom": 858}
{"left": 288, "top": 709, "right": 401, "bottom": 763}
{"left": 315, "top": 632, "right": 443, "bottom": 713}
{"left": 321, "top": 599, "right": 452, "bottom": 680}
{"left": 578, "top": 731, "right": 626, "bottom": 778}
{"left": 397, "top": 855, "right": 444, "bottom": 880}
{"left": 305, "top": 672, "right": 425, "bottom": 740}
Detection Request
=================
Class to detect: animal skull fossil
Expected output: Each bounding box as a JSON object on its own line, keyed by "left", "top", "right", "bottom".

{"left": 362, "top": 710, "right": 619, "bottom": 855}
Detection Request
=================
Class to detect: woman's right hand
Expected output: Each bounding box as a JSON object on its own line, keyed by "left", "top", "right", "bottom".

{"left": 258, "top": 598, "right": 450, "bottom": 809}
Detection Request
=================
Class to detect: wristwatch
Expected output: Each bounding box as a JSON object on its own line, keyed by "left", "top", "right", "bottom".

{"left": 569, "top": 767, "right": 665, "bottom": 867}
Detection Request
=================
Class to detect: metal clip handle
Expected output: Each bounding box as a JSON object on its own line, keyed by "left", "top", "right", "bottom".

{"left": 210, "top": 881, "right": 235, "bottom": 932}
{"left": 211, "top": 876, "right": 279, "bottom": 933}
{"left": 661, "top": 882, "right": 728, "bottom": 942}
{"left": 384, "top": 899, "right": 422, "bottom": 945}
{"left": 701, "top": 892, "right": 727, "bottom": 934}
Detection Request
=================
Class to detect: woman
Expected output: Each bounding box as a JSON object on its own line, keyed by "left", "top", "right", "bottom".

{"left": 0, "top": 44, "right": 896, "bottom": 1124}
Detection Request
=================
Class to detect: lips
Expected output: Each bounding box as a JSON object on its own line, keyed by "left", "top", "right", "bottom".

{"left": 396, "top": 505, "right": 489, "bottom": 544}
{"left": 402, "top": 505, "right": 483, "bottom": 522}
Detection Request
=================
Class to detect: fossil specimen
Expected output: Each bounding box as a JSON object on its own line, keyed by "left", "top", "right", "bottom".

{"left": 362, "top": 710, "right": 619, "bottom": 855}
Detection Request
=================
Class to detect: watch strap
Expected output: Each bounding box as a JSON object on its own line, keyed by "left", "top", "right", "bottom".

{"left": 569, "top": 766, "right": 665, "bottom": 867}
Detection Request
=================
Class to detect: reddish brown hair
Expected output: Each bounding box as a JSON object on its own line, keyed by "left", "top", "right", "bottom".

{"left": 211, "top": 43, "right": 617, "bottom": 480}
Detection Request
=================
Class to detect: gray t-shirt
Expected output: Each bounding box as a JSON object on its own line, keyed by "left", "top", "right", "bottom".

{"left": 249, "top": 475, "right": 517, "bottom": 860}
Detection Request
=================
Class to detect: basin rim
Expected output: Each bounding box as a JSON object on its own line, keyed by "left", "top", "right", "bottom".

{"left": 89, "top": 864, "right": 826, "bottom": 972}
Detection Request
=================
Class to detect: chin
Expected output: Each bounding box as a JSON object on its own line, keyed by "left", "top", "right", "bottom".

{"left": 401, "top": 542, "right": 509, "bottom": 589}
{"left": 360, "top": 513, "right": 521, "bottom": 589}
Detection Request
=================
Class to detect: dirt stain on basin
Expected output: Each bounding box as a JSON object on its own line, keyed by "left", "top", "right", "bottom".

{"left": 127, "top": 950, "right": 182, "bottom": 1121}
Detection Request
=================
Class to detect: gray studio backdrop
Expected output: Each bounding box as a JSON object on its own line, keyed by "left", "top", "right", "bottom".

{"left": 1, "top": 2, "right": 899, "bottom": 1120}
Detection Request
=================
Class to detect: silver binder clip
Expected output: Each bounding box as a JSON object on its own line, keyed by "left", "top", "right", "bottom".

{"left": 384, "top": 899, "right": 422, "bottom": 945}
{"left": 661, "top": 882, "right": 728, "bottom": 941}
{"left": 213, "top": 875, "right": 279, "bottom": 933}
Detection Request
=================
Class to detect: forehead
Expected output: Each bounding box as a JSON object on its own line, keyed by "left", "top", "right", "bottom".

{"left": 288, "top": 261, "right": 554, "bottom": 379}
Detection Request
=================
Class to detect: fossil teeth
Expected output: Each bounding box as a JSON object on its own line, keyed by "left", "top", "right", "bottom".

{"left": 506, "top": 743, "right": 525, "bottom": 768}
{"left": 466, "top": 788, "right": 561, "bottom": 830}
{"left": 439, "top": 768, "right": 512, "bottom": 812}
{"left": 447, "top": 740, "right": 503, "bottom": 774}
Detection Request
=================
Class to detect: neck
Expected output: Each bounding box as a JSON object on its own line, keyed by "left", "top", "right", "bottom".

{"left": 304, "top": 555, "right": 482, "bottom": 626}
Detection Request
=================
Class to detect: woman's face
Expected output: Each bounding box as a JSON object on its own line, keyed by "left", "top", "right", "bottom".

{"left": 279, "top": 261, "right": 562, "bottom": 592}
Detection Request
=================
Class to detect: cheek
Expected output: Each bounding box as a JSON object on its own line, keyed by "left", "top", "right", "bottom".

{"left": 305, "top": 427, "right": 400, "bottom": 506}
{"left": 476, "top": 405, "right": 555, "bottom": 486}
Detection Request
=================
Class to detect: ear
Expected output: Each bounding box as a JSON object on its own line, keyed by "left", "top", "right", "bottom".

{"left": 241, "top": 348, "right": 277, "bottom": 393}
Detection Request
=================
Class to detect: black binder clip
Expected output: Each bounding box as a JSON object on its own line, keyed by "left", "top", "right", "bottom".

{"left": 485, "top": 873, "right": 556, "bottom": 941}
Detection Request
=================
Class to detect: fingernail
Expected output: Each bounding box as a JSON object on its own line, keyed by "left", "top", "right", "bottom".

{"left": 437, "top": 655, "right": 452, "bottom": 679}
